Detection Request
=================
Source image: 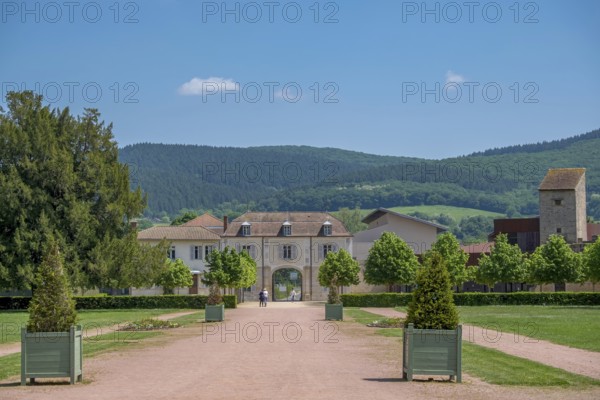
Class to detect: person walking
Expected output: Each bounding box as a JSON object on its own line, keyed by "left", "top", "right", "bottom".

{"left": 259, "top": 289, "right": 265, "bottom": 307}
{"left": 262, "top": 288, "right": 269, "bottom": 307}
{"left": 290, "top": 289, "right": 296, "bottom": 302}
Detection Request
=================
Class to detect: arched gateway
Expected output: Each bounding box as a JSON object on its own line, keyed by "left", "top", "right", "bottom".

{"left": 272, "top": 268, "right": 302, "bottom": 301}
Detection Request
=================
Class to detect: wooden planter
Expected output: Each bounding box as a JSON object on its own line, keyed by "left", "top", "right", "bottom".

{"left": 21, "top": 325, "right": 83, "bottom": 385}
{"left": 325, "top": 303, "right": 343, "bottom": 321}
{"left": 205, "top": 304, "right": 225, "bottom": 322}
{"left": 402, "top": 323, "right": 462, "bottom": 382}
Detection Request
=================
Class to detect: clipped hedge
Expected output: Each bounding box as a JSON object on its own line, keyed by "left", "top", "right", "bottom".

{"left": 0, "top": 295, "right": 237, "bottom": 311}
{"left": 341, "top": 292, "right": 600, "bottom": 307}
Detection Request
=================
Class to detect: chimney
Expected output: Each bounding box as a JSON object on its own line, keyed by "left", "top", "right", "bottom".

{"left": 223, "top": 215, "right": 228, "bottom": 232}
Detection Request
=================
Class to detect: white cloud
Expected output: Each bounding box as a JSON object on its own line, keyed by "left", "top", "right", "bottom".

{"left": 178, "top": 77, "right": 239, "bottom": 95}
{"left": 445, "top": 70, "right": 466, "bottom": 84}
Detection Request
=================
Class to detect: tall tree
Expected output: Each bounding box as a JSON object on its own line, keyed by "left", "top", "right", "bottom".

{"left": 427, "top": 232, "right": 469, "bottom": 292}
{"left": 318, "top": 248, "right": 360, "bottom": 304}
{"left": 527, "top": 234, "right": 583, "bottom": 291}
{"left": 583, "top": 237, "right": 600, "bottom": 291}
{"left": 475, "top": 234, "right": 527, "bottom": 291}
{"left": 158, "top": 258, "right": 193, "bottom": 294}
{"left": 335, "top": 207, "right": 367, "bottom": 234}
{"left": 0, "top": 91, "right": 147, "bottom": 290}
{"left": 364, "top": 232, "right": 419, "bottom": 291}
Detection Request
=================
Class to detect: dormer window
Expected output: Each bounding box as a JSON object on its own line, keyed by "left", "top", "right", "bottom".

{"left": 323, "top": 221, "right": 332, "bottom": 236}
{"left": 283, "top": 221, "right": 292, "bottom": 236}
{"left": 241, "top": 222, "right": 251, "bottom": 236}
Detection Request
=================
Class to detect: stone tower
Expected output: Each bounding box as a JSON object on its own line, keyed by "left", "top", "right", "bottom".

{"left": 538, "top": 168, "right": 587, "bottom": 244}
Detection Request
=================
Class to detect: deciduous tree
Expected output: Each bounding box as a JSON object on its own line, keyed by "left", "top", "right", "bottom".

{"left": 318, "top": 249, "right": 360, "bottom": 304}
{"left": 364, "top": 232, "right": 419, "bottom": 291}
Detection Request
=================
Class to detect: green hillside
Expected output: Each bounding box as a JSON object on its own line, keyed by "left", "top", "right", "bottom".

{"left": 118, "top": 129, "right": 600, "bottom": 220}
{"left": 386, "top": 205, "right": 505, "bottom": 221}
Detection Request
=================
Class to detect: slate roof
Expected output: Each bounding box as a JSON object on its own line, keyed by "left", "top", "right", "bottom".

{"left": 538, "top": 168, "right": 585, "bottom": 191}
{"left": 222, "top": 212, "right": 351, "bottom": 237}
{"left": 137, "top": 226, "right": 221, "bottom": 241}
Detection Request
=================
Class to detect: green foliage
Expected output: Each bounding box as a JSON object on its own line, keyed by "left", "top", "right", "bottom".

{"left": 27, "top": 238, "right": 77, "bottom": 332}
{"left": 527, "top": 234, "right": 583, "bottom": 287}
{"left": 405, "top": 252, "right": 459, "bottom": 330}
{"left": 0, "top": 91, "right": 148, "bottom": 290}
{"left": 589, "top": 193, "right": 600, "bottom": 220}
{"left": 340, "top": 292, "right": 600, "bottom": 307}
{"left": 427, "top": 232, "right": 469, "bottom": 290}
{"left": 170, "top": 211, "right": 198, "bottom": 226}
{"left": 318, "top": 249, "right": 360, "bottom": 304}
{"left": 158, "top": 258, "right": 193, "bottom": 295}
{"left": 364, "top": 232, "right": 419, "bottom": 291}
{"left": 476, "top": 234, "right": 527, "bottom": 288}
{"left": 239, "top": 251, "right": 258, "bottom": 289}
{"left": 334, "top": 207, "right": 367, "bottom": 233}
{"left": 453, "top": 215, "right": 496, "bottom": 244}
{"left": 583, "top": 237, "right": 600, "bottom": 288}
{"left": 202, "top": 246, "right": 254, "bottom": 305}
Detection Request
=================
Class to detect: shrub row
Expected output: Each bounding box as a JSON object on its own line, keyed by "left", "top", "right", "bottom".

{"left": 0, "top": 295, "right": 237, "bottom": 310}
{"left": 340, "top": 292, "right": 600, "bottom": 307}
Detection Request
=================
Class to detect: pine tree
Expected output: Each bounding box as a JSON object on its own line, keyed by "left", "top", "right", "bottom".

{"left": 405, "top": 252, "right": 459, "bottom": 330}
{"left": 27, "top": 237, "right": 77, "bottom": 333}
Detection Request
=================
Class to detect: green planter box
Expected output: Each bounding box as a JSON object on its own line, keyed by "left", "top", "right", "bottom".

{"left": 21, "top": 325, "right": 83, "bottom": 385}
{"left": 325, "top": 303, "right": 343, "bottom": 321}
{"left": 205, "top": 304, "right": 225, "bottom": 322}
{"left": 402, "top": 323, "right": 462, "bottom": 382}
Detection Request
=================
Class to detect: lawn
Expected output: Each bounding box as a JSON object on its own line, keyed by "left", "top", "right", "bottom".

{"left": 344, "top": 308, "right": 600, "bottom": 387}
{"left": 0, "top": 309, "right": 196, "bottom": 345}
{"left": 0, "top": 310, "right": 204, "bottom": 382}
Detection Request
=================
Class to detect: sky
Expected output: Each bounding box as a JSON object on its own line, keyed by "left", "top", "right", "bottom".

{"left": 1, "top": 0, "right": 599, "bottom": 159}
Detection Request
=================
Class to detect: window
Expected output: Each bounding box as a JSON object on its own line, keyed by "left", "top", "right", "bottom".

{"left": 554, "top": 199, "right": 563, "bottom": 206}
{"left": 204, "top": 245, "right": 215, "bottom": 259}
{"left": 168, "top": 246, "right": 176, "bottom": 260}
{"left": 283, "top": 245, "right": 293, "bottom": 259}
{"left": 283, "top": 224, "right": 291, "bottom": 236}
{"left": 192, "top": 245, "right": 202, "bottom": 260}
{"left": 242, "top": 224, "right": 251, "bottom": 236}
{"left": 242, "top": 244, "right": 255, "bottom": 259}
{"left": 323, "top": 221, "right": 332, "bottom": 236}
{"left": 556, "top": 228, "right": 562, "bottom": 233}
{"left": 323, "top": 244, "right": 333, "bottom": 258}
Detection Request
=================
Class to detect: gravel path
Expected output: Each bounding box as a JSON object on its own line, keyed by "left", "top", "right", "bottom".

{"left": 0, "top": 310, "right": 198, "bottom": 358}
{"left": 364, "top": 308, "right": 600, "bottom": 380}
{"left": 1, "top": 303, "right": 599, "bottom": 400}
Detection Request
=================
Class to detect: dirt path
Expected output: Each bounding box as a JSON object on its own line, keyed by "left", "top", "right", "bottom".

{"left": 1, "top": 303, "right": 599, "bottom": 400}
{"left": 364, "top": 308, "right": 600, "bottom": 380}
{"left": 0, "top": 310, "right": 197, "bottom": 358}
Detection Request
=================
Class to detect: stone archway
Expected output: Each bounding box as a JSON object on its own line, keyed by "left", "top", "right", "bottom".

{"left": 272, "top": 268, "right": 302, "bottom": 301}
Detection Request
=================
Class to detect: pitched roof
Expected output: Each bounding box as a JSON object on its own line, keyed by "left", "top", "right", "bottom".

{"left": 137, "top": 226, "right": 221, "bottom": 241}
{"left": 538, "top": 168, "right": 585, "bottom": 191}
{"left": 222, "top": 212, "right": 351, "bottom": 237}
{"left": 181, "top": 213, "right": 224, "bottom": 228}
{"left": 361, "top": 208, "right": 447, "bottom": 233}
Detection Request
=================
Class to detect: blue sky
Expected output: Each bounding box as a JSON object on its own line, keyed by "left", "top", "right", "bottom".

{"left": 1, "top": 0, "right": 599, "bottom": 159}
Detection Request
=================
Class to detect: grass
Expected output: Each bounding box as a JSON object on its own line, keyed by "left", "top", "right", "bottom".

{"left": 457, "top": 305, "right": 600, "bottom": 352}
{"left": 0, "top": 309, "right": 195, "bottom": 345}
{"left": 346, "top": 307, "right": 600, "bottom": 387}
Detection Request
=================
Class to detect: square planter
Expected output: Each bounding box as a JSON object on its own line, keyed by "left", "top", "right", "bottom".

{"left": 205, "top": 304, "right": 225, "bottom": 322}
{"left": 402, "top": 323, "right": 462, "bottom": 382}
{"left": 325, "top": 303, "right": 343, "bottom": 321}
{"left": 21, "top": 325, "right": 83, "bottom": 385}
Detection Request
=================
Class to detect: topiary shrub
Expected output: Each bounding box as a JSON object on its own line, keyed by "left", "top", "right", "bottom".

{"left": 27, "top": 239, "right": 77, "bottom": 332}
{"left": 405, "top": 251, "right": 459, "bottom": 330}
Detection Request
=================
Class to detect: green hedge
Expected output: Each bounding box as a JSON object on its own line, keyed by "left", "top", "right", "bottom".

{"left": 0, "top": 295, "right": 237, "bottom": 310}
{"left": 340, "top": 292, "right": 600, "bottom": 307}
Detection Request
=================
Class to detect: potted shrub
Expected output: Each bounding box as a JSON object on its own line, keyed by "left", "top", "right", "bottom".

{"left": 202, "top": 248, "right": 230, "bottom": 322}
{"left": 318, "top": 249, "right": 360, "bottom": 321}
{"left": 21, "top": 238, "right": 82, "bottom": 385}
{"left": 403, "top": 251, "right": 462, "bottom": 382}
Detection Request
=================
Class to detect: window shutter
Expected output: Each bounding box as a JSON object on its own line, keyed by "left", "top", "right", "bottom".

{"left": 251, "top": 245, "right": 257, "bottom": 260}
{"left": 279, "top": 245, "right": 284, "bottom": 260}
{"left": 199, "top": 245, "right": 203, "bottom": 260}
{"left": 235, "top": 243, "right": 240, "bottom": 252}
{"left": 333, "top": 243, "right": 338, "bottom": 252}
{"left": 190, "top": 246, "right": 194, "bottom": 260}
{"left": 291, "top": 245, "right": 297, "bottom": 260}
{"left": 318, "top": 244, "right": 324, "bottom": 260}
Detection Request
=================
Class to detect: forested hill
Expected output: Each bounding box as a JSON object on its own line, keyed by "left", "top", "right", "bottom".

{"left": 118, "top": 129, "right": 600, "bottom": 219}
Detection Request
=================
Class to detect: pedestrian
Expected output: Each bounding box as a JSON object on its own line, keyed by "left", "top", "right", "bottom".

{"left": 290, "top": 289, "right": 296, "bottom": 302}
{"left": 258, "top": 289, "right": 265, "bottom": 307}
{"left": 262, "top": 288, "right": 269, "bottom": 307}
